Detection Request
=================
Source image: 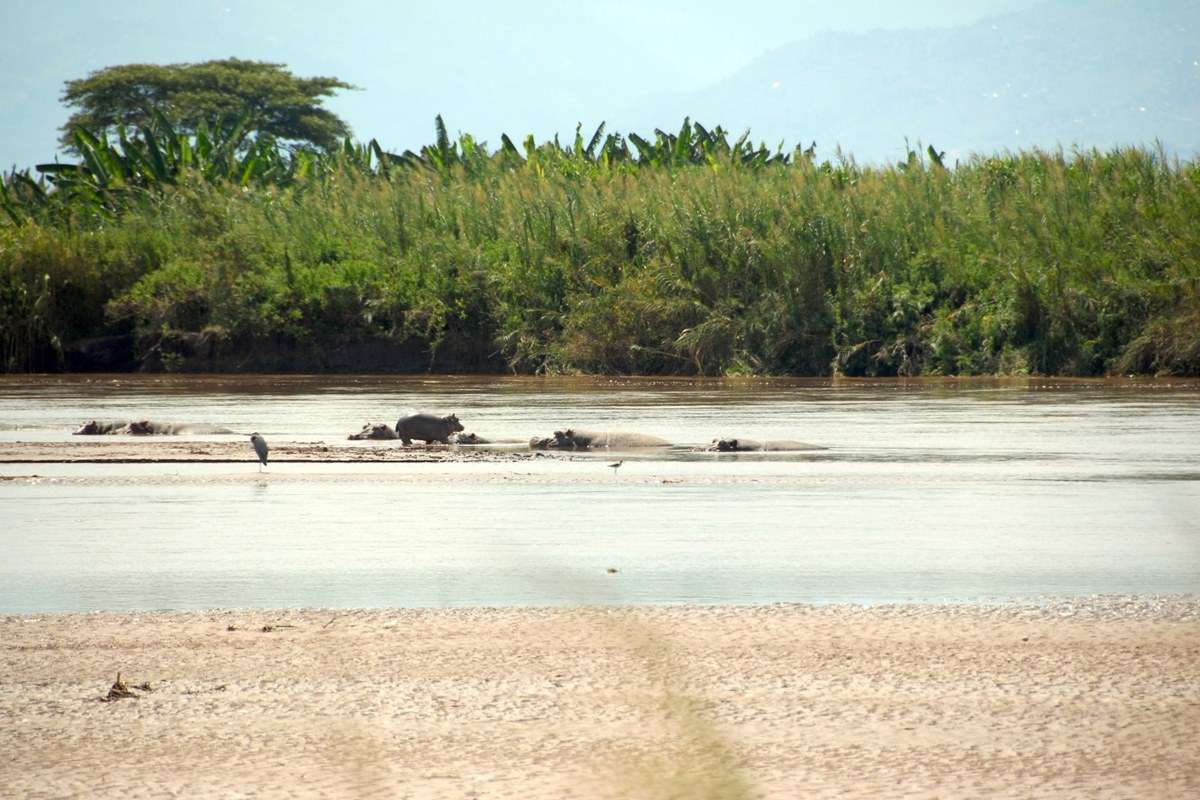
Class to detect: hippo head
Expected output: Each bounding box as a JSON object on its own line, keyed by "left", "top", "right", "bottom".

{"left": 553, "top": 429, "right": 574, "bottom": 447}
{"left": 350, "top": 422, "right": 390, "bottom": 440}
{"left": 446, "top": 414, "right": 464, "bottom": 433}
{"left": 74, "top": 420, "right": 101, "bottom": 435}
{"left": 715, "top": 438, "right": 738, "bottom": 452}
{"left": 126, "top": 420, "right": 153, "bottom": 435}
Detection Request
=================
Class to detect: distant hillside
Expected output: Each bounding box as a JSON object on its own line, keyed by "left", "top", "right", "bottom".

{"left": 626, "top": 0, "right": 1199, "bottom": 162}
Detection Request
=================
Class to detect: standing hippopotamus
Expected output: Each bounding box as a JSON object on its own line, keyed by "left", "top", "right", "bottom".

{"left": 348, "top": 422, "right": 400, "bottom": 440}
{"left": 74, "top": 420, "right": 130, "bottom": 435}
{"left": 711, "top": 438, "right": 828, "bottom": 452}
{"left": 395, "top": 413, "right": 464, "bottom": 445}
{"left": 529, "top": 428, "right": 671, "bottom": 450}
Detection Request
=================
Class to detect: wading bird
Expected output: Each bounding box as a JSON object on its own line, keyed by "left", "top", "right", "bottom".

{"left": 250, "top": 433, "right": 269, "bottom": 472}
{"left": 608, "top": 460, "right": 623, "bottom": 476}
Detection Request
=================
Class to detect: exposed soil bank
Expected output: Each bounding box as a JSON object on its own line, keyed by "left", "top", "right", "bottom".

{"left": 60, "top": 330, "right": 506, "bottom": 374}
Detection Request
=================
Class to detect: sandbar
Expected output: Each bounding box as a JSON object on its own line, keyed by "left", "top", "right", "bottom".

{"left": 2, "top": 598, "right": 1198, "bottom": 798}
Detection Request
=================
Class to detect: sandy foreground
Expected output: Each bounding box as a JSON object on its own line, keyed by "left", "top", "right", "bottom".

{"left": 1, "top": 600, "right": 1198, "bottom": 799}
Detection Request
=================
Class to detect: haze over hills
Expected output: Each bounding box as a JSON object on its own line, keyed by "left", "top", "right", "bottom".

{"left": 1, "top": 0, "right": 1041, "bottom": 171}
{"left": 623, "top": 0, "right": 1199, "bottom": 162}
{"left": 0, "top": 1, "right": 1193, "bottom": 168}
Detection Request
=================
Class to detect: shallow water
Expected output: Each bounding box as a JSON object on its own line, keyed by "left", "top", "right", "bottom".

{"left": 1, "top": 375, "right": 1198, "bottom": 612}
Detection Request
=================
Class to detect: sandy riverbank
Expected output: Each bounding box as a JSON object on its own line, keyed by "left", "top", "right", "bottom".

{"left": 2, "top": 599, "right": 1197, "bottom": 799}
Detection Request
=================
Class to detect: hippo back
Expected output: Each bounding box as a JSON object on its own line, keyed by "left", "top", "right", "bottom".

{"left": 395, "top": 413, "right": 464, "bottom": 443}
{"left": 74, "top": 420, "right": 128, "bottom": 435}
{"left": 760, "top": 440, "right": 828, "bottom": 451}
{"left": 123, "top": 421, "right": 235, "bottom": 435}
{"left": 714, "top": 438, "right": 826, "bottom": 451}
{"left": 561, "top": 429, "right": 670, "bottom": 449}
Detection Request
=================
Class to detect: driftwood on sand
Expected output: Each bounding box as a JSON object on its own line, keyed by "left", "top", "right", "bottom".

{"left": 101, "top": 672, "right": 152, "bottom": 702}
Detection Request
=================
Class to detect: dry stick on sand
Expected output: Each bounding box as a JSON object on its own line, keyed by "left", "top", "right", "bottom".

{"left": 102, "top": 672, "right": 150, "bottom": 702}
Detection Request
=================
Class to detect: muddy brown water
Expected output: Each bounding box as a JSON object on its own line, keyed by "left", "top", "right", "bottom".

{"left": 0, "top": 375, "right": 1197, "bottom": 612}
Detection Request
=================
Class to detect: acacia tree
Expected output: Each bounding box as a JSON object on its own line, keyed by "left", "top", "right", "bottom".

{"left": 59, "top": 58, "right": 355, "bottom": 152}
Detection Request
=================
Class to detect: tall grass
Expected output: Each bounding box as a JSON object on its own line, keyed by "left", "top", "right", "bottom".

{"left": 2, "top": 141, "right": 1197, "bottom": 375}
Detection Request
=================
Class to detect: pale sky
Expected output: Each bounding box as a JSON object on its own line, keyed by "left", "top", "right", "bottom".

{"left": 6, "top": 0, "right": 1171, "bottom": 169}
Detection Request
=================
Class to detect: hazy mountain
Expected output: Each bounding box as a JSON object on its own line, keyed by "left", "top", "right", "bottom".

{"left": 2, "top": 1, "right": 1191, "bottom": 168}
{"left": 0, "top": 1, "right": 1050, "bottom": 170}
{"left": 621, "top": 0, "right": 1199, "bottom": 162}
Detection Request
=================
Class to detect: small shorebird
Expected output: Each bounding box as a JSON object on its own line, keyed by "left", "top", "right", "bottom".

{"left": 608, "top": 460, "right": 623, "bottom": 476}
{"left": 250, "top": 433, "right": 269, "bottom": 472}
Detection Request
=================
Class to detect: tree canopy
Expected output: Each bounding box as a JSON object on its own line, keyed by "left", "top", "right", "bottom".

{"left": 59, "top": 58, "right": 355, "bottom": 152}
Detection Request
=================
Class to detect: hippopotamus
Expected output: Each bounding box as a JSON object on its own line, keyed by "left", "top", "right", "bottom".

{"left": 74, "top": 419, "right": 233, "bottom": 435}
{"left": 451, "top": 432, "right": 490, "bottom": 445}
{"left": 711, "top": 438, "right": 828, "bottom": 452}
{"left": 395, "top": 413, "right": 464, "bottom": 445}
{"left": 529, "top": 428, "right": 670, "bottom": 450}
{"left": 124, "top": 420, "right": 235, "bottom": 435}
{"left": 529, "top": 429, "right": 599, "bottom": 450}
{"left": 348, "top": 422, "right": 399, "bottom": 440}
{"left": 74, "top": 420, "right": 130, "bottom": 435}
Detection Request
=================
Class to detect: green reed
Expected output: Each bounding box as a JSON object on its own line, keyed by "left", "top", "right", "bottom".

{"left": 2, "top": 139, "right": 1197, "bottom": 375}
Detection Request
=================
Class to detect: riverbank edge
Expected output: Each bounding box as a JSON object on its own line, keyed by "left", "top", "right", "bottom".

{"left": 6, "top": 594, "right": 1198, "bottom": 623}
{"left": 26, "top": 328, "right": 1200, "bottom": 377}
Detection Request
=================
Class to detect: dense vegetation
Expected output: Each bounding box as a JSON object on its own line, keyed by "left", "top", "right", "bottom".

{"left": 2, "top": 117, "right": 1197, "bottom": 376}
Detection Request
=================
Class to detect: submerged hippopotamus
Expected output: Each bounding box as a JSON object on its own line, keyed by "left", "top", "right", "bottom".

{"left": 451, "top": 432, "right": 490, "bottom": 445}
{"left": 348, "top": 422, "right": 400, "bottom": 440}
{"left": 74, "top": 420, "right": 130, "bottom": 435}
{"left": 395, "top": 413, "right": 464, "bottom": 445}
{"left": 74, "top": 419, "right": 234, "bottom": 435}
{"left": 125, "top": 420, "right": 235, "bottom": 435}
{"left": 711, "top": 438, "right": 828, "bottom": 452}
{"left": 529, "top": 428, "right": 671, "bottom": 450}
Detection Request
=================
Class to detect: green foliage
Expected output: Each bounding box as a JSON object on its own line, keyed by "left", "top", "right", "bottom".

{"left": 25, "top": 112, "right": 294, "bottom": 222}
{"left": 2, "top": 116, "right": 1197, "bottom": 376}
{"left": 59, "top": 58, "right": 354, "bottom": 153}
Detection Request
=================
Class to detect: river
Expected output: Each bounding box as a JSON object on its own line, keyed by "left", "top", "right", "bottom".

{"left": 1, "top": 375, "right": 1197, "bottom": 612}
